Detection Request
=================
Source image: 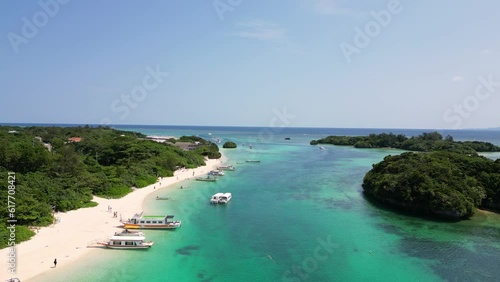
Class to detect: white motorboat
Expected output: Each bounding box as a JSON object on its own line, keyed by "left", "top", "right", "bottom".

{"left": 209, "top": 170, "right": 225, "bottom": 176}
{"left": 114, "top": 229, "right": 145, "bottom": 236}
{"left": 219, "top": 193, "right": 232, "bottom": 204}
{"left": 123, "top": 212, "right": 182, "bottom": 229}
{"left": 210, "top": 193, "right": 224, "bottom": 204}
{"left": 99, "top": 235, "right": 154, "bottom": 249}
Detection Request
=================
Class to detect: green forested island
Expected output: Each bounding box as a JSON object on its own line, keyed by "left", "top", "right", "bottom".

{"left": 310, "top": 132, "right": 500, "bottom": 154}
{"left": 311, "top": 132, "right": 500, "bottom": 221}
{"left": 222, "top": 141, "right": 237, "bottom": 149}
{"left": 362, "top": 151, "right": 500, "bottom": 220}
{"left": 0, "top": 125, "right": 221, "bottom": 248}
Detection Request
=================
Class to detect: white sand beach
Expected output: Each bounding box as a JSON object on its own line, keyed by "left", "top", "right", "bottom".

{"left": 1, "top": 157, "right": 225, "bottom": 281}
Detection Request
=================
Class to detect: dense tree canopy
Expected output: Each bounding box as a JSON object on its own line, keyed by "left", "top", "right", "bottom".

{"left": 362, "top": 151, "right": 500, "bottom": 220}
{"left": 222, "top": 141, "right": 237, "bottom": 149}
{"left": 310, "top": 132, "right": 500, "bottom": 154}
{"left": 0, "top": 125, "right": 220, "bottom": 248}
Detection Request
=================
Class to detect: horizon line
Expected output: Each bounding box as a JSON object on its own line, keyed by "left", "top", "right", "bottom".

{"left": 0, "top": 122, "right": 498, "bottom": 131}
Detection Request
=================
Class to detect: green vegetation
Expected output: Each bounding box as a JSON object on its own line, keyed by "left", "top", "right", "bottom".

{"left": 362, "top": 151, "right": 500, "bottom": 220}
{"left": 312, "top": 131, "right": 500, "bottom": 221}
{"left": 175, "top": 135, "right": 222, "bottom": 159}
{"left": 222, "top": 141, "right": 237, "bottom": 149}
{"left": 0, "top": 125, "right": 220, "bottom": 248}
{"left": 310, "top": 132, "right": 500, "bottom": 154}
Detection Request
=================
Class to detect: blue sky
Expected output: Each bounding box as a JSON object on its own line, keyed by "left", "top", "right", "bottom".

{"left": 1, "top": 0, "right": 499, "bottom": 129}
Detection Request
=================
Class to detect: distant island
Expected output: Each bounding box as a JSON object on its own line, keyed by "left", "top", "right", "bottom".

{"left": 0, "top": 125, "right": 221, "bottom": 248}
{"left": 310, "top": 131, "right": 500, "bottom": 154}
{"left": 222, "top": 141, "right": 237, "bottom": 149}
{"left": 311, "top": 132, "right": 500, "bottom": 221}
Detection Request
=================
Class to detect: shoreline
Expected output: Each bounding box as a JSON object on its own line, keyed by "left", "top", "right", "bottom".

{"left": 1, "top": 155, "right": 226, "bottom": 281}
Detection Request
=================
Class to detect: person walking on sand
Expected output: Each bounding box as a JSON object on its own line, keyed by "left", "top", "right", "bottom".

{"left": 54, "top": 258, "right": 57, "bottom": 267}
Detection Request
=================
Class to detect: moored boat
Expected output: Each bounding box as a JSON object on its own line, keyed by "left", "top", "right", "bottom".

{"left": 123, "top": 212, "right": 182, "bottom": 229}
{"left": 156, "top": 196, "right": 170, "bottom": 200}
{"left": 99, "top": 235, "right": 154, "bottom": 249}
{"left": 218, "top": 165, "right": 236, "bottom": 171}
{"left": 209, "top": 169, "right": 225, "bottom": 176}
{"left": 114, "top": 229, "right": 145, "bottom": 236}
{"left": 196, "top": 175, "right": 218, "bottom": 182}
{"left": 246, "top": 160, "right": 261, "bottom": 163}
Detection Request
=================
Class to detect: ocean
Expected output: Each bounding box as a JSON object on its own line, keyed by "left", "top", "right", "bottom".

{"left": 32, "top": 126, "right": 500, "bottom": 282}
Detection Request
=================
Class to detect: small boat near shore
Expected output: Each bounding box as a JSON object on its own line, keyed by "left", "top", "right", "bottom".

{"left": 123, "top": 212, "right": 182, "bottom": 229}
{"left": 218, "top": 165, "right": 236, "bottom": 171}
{"left": 196, "top": 175, "right": 218, "bottom": 182}
{"left": 114, "top": 229, "right": 145, "bottom": 236}
{"left": 209, "top": 169, "right": 225, "bottom": 176}
{"left": 98, "top": 235, "right": 154, "bottom": 249}
{"left": 246, "top": 160, "right": 261, "bottom": 163}
{"left": 156, "top": 196, "right": 170, "bottom": 200}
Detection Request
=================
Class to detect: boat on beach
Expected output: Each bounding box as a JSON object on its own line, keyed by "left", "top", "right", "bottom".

{"left": 123, "top": 212, "right": 182, "bottom": 229}
{"left": 196, "top": 175, "right": 218, "bottom": 182}
{"left": 98, "top": 235, "right": 154, "bottom": 249}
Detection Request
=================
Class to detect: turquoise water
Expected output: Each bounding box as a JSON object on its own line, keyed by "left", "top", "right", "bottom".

{"left": 33, "top": 126, "right": 500, "bottom": 282}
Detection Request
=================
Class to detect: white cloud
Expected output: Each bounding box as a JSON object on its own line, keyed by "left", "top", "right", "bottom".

{"left": 305, "top": 0, "right": 351, "bottom": 15}
{"left": 451, "top": 76, "right": 464, "bottom": 82}
{"left": 233, "top": 20, "right": 286, "bottom": 40}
